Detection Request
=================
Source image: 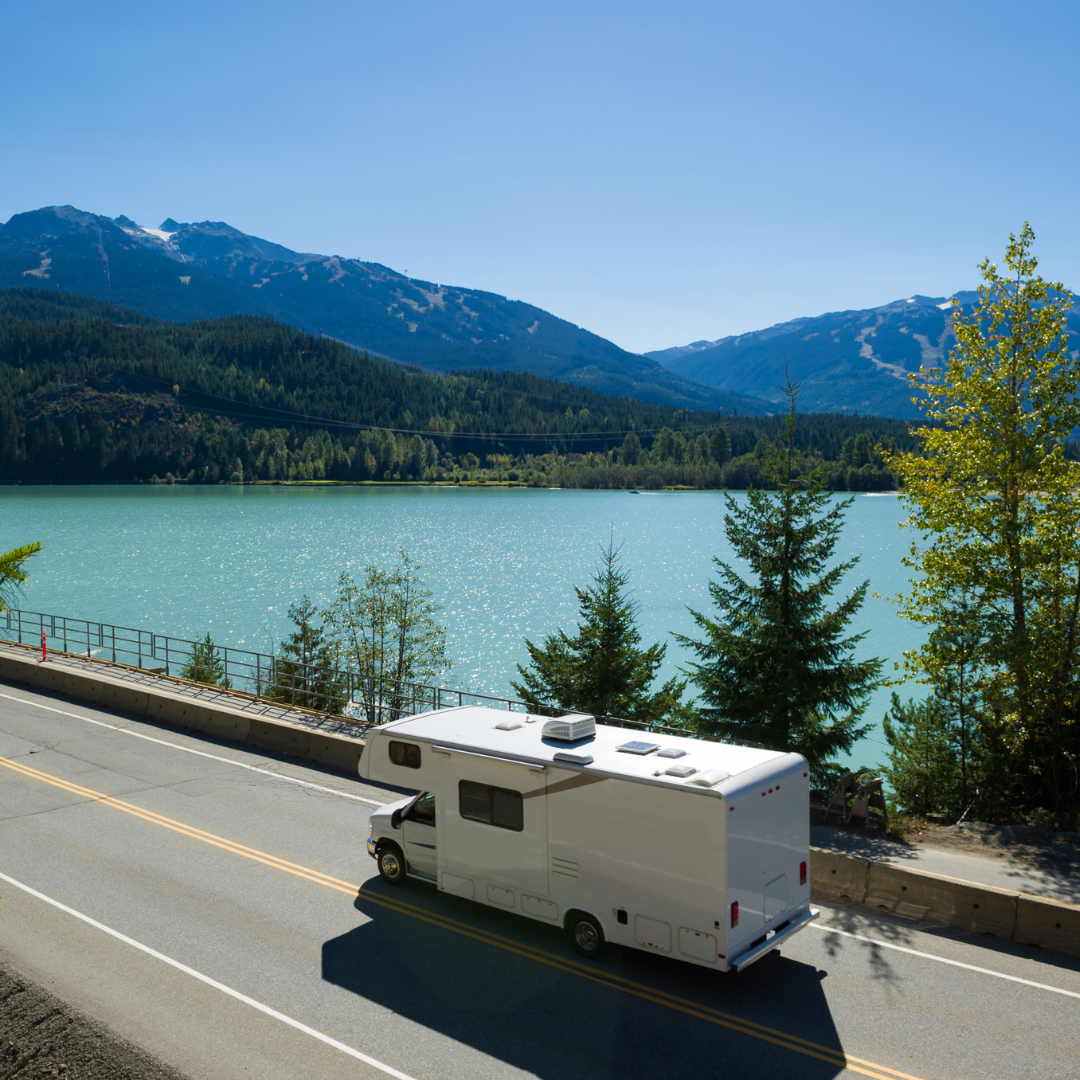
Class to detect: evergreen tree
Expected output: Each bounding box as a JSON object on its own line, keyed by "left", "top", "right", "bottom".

{"left": 512, "top": 540, "right": 691, "bottom": 724}
{"left": 880, "top": 693, "right": 957, "bottom": 818}
{"left": 180, "top": 632, "right": 231, "bottom": 688}
{"left": 881, "top": 687, "right": 1012, "bottom": 823}
{"left": 676, "top": 379, "right": 883, "bottom": 787}
{"left": 272, "top": 597, "right": 343, "bottom": 712}
{"left": 709, "top": 428, "right": 731, "bottom": 466}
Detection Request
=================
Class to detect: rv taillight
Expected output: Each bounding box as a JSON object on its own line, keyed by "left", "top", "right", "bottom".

{"left": 800, "top": 860, "right": 807, "bottom": 886}
{"left": 730, "top": 901, "right": 739, "bottom": 928}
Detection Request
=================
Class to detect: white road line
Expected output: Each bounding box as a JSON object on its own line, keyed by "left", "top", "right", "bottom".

{"left": 0, "top": 690, "right": 386, "bottom": 807}
{"left": 0, "top": 869, "right": 416, "bottom": 1080}
{"left": 812, "top": 922, "right": 1080, "bottom": 1000}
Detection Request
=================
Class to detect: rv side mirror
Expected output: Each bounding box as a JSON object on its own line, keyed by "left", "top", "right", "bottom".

{"left": 390, "top": 808, "right": 404, "bottom": 829}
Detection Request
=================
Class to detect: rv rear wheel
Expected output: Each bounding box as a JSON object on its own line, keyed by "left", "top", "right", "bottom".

{"left": 377, "top": 843, "right": 406, "bottom": 886}
{"left": 569, "top": 913, "right": 605, "bottom": 959}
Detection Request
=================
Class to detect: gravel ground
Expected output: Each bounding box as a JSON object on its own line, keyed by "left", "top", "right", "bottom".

{"left": 0, "top": 962, "right": 191, "bottom": 1080}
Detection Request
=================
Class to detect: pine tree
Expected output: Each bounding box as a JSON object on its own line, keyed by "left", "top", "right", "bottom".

{"left": 272, "top": 597, "right": 342, "bottom": 712}
{"left": 180, "top": 632, "right": 231, "bottom": 688}
{"left": 675, "top": 379, "right": 882, "bottom": 787}
{"left": 512, "top": 540, "right": 691, "bottom": 724}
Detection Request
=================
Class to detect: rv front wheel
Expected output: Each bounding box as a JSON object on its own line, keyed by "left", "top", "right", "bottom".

{"left": 377, "top": 843, "right": 406, "bottom": 886}
{"left": 569, "top": 913, "right": 605, "bottom": 959}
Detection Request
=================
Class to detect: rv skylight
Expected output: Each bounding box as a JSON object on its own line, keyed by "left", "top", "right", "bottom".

{"left": 616, "top": 741, "right": 660, "bottom": 755}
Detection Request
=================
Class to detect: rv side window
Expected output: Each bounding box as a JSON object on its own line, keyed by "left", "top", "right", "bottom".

{"left": 388, "top": 741, "right": 421, "bottom": 769}
{"left": 459, "top": 780, "right": 524, "bottom": 831}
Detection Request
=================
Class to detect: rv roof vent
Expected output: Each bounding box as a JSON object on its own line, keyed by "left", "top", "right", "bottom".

{"left": 542, "top": 715, "right": 596, "bottom": 742}
{"left": 495, "top": 721, "right": 522, "bottom": 731}
{"left": 665, "top": 764, "right": 697, "bottom": 778}
{"left": 553, "top": 751, "right": 594, "bottom": 765}
{"left": 656, "top": 747, "right": 686, "bottom": 759}
{"left": 686, "top": 768, "right": 731, "bottom": 788}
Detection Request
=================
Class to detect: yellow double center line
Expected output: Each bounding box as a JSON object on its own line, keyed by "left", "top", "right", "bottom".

{"left": 1, "top": 754, "right": 922, "bottom": 1080}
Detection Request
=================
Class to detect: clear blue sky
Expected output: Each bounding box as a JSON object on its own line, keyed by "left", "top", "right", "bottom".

{"left": 4, "top": 1, "right": 1078, "bottom": 353}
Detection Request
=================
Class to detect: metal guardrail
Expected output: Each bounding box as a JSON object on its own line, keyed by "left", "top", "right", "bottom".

{"left": 1, "top": 608, "right": 706, "bottom": 741}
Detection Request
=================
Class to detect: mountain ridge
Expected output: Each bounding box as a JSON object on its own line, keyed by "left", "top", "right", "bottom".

{"left": 0, "top": 205, "right": 771, "bottom": 415}
{"left": 646, "top": 289, "right": 1078, "bottom": 418}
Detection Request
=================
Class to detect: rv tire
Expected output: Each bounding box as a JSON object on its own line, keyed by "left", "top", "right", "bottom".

{"left": 377, "top": 842, "right": 407, "bottom": 886}
{"left": 568, "top": 912, "right": 605, "bottom": 959}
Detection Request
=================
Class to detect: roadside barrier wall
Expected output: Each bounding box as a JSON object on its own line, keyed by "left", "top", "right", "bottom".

{"left": 0, "top": 645, "right": 367, "bottom": 773}
{"left": 811, "top": 846, "right": 1080, "bottom": 961}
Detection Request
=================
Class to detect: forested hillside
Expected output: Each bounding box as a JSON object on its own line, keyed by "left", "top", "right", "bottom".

{"left": 0, "top": 205, "right": 769, "bottom": 412}
{"left": 0, "top": 289, "right": 916, "bottom": 489}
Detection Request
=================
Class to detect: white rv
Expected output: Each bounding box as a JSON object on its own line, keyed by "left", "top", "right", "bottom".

{"left": 360, "top": 706, "right": 818, "bottom": 972}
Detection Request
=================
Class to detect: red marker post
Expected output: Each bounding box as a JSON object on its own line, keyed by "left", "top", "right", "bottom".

{"left": 41, "top": 630, "right": 46, "bottom": 662}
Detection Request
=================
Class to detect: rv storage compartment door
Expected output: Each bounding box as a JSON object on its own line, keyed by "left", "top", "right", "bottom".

{"left": 441, "top": 752, "right": 548, "bottom": 893}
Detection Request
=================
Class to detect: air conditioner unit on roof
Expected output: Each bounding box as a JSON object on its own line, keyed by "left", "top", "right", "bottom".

{"left": 542, "top": 714, "right": 596, "bottom": 742}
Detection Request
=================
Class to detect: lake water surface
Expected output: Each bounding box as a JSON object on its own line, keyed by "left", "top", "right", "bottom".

{"left": 0, "top": 485, "right": 924, "bottom": 762}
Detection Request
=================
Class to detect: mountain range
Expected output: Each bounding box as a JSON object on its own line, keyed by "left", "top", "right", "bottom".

{"left": 5, "top": 205, "right": 1075, "bottom": 419}
{"left": 0, "top": 206, "right": 769, "bottom": 414}
{"left": 648, "top": 290, "right": 1080, "bottom": 418}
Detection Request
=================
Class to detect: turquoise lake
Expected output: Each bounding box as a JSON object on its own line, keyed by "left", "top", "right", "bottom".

{"left": 0, "top": 486, "right": 924, "bottom": 763}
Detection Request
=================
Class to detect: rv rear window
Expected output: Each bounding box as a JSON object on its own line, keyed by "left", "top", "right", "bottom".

{"left": 459, "top": 780, "right": 524, "bottom": 831}
{"left": 388, "top": 741, "right": 421, "bottom": 769}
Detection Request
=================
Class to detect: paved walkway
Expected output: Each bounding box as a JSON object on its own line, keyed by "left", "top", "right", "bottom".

{"left": 812, "top": 822, "right": 1080, "bottom": 903}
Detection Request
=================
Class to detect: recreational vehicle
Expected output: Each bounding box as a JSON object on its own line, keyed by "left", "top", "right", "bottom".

{"left": 360, "top": 706, "right": 818, "bottom": 972}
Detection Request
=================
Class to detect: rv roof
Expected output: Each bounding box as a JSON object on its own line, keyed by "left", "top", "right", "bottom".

{"left": 377, "top": 706, "right": 793, "bottom": 791}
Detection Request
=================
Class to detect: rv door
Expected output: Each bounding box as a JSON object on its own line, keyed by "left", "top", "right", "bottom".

{"left": 439, "top": 750, "right": 548, "bottom": 893}
{"left": 401, "top": 792, "right": 437, "bottom": 879}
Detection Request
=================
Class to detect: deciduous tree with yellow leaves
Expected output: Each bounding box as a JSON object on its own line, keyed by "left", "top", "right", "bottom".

{"left": 887, "top": 224, "right": 1080, "bottom": 820}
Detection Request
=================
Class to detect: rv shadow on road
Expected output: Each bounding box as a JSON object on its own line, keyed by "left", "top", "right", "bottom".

{"left": 322, "top": 880, "right": 847, "bottom": 1080}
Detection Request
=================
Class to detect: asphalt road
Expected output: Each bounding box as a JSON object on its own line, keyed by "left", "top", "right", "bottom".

{"left": 1, "top": 681, "right": 1079, "bottom": 1080}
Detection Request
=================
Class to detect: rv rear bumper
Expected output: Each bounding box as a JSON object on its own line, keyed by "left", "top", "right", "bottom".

{"left": 730, "top": 906, "right": 819, "bottom": 973}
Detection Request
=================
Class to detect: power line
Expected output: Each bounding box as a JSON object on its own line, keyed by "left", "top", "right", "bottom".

{"left": 115, "top": 368, "right": 731, "bottom": 443}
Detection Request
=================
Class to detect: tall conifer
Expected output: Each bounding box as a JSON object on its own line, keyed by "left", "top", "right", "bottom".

{"left": 512, "top": 541, "right": 690, "bottom": 724}
{"left": 676, "top": 379, "right": 882, "bottom": 785}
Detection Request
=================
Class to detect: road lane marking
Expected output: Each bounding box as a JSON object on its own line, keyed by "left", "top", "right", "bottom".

{"left": 1, "top": 754, "right": 920, "bottom": 1080}
{"left": 812, "top": 923, "right": 1080, "bottom": 1000}
{"left": 0, "top": 870, "right": 418, "bottom": 1080}
{"left": 0, "top": 755, "right": 362, "bottom": 895}
{"left": 353, "top": 891, "right": 923, "bottom": 1080}
{"left": 0, "top": 689, "right": 386, "bottom": 806}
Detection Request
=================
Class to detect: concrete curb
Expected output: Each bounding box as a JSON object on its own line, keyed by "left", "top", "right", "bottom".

{"left": 0, "top": 647, "right": 367, "bottom": 773}
{"left": 811, "top": 845, "right": 1080, "bottom": 960}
